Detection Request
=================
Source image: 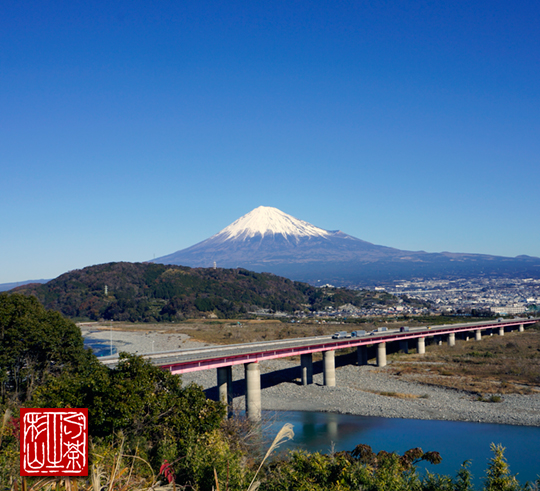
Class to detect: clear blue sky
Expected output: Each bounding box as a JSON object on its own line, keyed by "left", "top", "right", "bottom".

{"left": 1, "top": 0, "right": 539, "bottom": 283}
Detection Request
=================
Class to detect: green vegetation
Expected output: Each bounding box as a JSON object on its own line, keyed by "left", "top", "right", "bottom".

{"left": 259, "top": 445, "right": 444, "bottom": 491}
{"left": 1, "top": 293, "right": 538, "bottom": 490}
{"left": 14, "top": 262, "right": 411, "bottom": 322}
{"left": 0, "top": 293, "right": 91, "bottom": 402}
{"left": 31, "top": 353, "right": 233, "bottom": 486}
{"left": 0, "top": 293, "right": 247, "bottom": 490}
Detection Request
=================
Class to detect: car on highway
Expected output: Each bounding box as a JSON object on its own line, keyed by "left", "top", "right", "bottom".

{"left": 369, "top": 327, "right": 388, "bottom": 336}
{"left": 332, "top": 331, "right": 350, "bottom": 339}
{"left": 400, "top": 326, "right": 410, "bottom": 332}
{"left": 351, "top": 330, "right": 367, "bottom": 337}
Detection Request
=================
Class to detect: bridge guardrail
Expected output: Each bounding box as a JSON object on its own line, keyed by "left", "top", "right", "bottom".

{"left": 99, "top": 318, "right": 539, "bottom": 372}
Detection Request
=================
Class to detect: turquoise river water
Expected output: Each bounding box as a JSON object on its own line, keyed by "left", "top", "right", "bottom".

{"left": 265, "top": 410, "right": 540, "bottom": 486}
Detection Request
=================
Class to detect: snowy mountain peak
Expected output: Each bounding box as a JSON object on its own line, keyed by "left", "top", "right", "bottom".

{"left": 212, "top": 206, "right": 331, "bottom": 242}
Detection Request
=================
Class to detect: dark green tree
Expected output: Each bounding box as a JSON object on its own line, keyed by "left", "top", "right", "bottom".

{"left": 32, "top": 353, "right": 228, "bottom": 487}
{"left": 0, "top": 293, "right": 90, "bottom": 402}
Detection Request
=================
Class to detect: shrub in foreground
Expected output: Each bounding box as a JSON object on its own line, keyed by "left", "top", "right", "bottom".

{"left": 31, "top": 353, "right": 246, "bottom": 489}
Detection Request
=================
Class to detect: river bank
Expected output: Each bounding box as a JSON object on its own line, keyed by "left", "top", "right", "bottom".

{"left": 81, "top": 326, "right": 540, "bottom": 427}
{"left": 183, "top": 358, "right": 540, "bottom": 427}
{"left": 80, "top": 325, "right": 212, "bottom": 354}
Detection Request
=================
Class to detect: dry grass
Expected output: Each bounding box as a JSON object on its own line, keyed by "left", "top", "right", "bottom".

{"left": 247, "top": 423, "right": 294, "bottom": 491}
{"left": 86, "top": 319, "right": 367, "bottom": 345}
{"left": 388, "top": 328, "right": 540, "bottom": 395}
{"left": 365, "top": 390, "right": 429, "bottom": 399}
{"left": 12, "top": 440, "right": 158, "bottom": 491}
{"left": 85, "top": 318, "right": 438, "bottom": 346}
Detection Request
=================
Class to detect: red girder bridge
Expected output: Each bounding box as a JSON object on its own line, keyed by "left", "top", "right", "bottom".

{"left": 101, "top": 317, "right": 538, "bottom": 420}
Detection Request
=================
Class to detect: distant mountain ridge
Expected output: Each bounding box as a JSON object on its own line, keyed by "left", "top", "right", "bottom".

{"left": 12, "top": 262, "right": 410, "bottom": 321}
{"left": 154, "top": 206, "right": 540, "bottom": 286}
{"left": 0, "top": 279, "right": 50, "bottom": 292}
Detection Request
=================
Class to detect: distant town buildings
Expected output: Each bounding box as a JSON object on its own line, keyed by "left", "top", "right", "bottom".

{"left": 384, "top": 277, "right": 539, "bottom": 317}
{"left": 250, "top": 277, "right": 539, "bottom": 320}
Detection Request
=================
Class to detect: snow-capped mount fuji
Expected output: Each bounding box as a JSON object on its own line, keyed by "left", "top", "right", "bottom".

{"left": 154, "top": 206, "right": 401, "bottom": 272}
{"left": 211, "top": 206, "right": 331, "bottom": 243}
{"left": 153, "top": 206, "right": 540, "bottom": 286}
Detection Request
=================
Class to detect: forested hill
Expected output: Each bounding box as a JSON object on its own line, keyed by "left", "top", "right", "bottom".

{"left": 13, "top": 262, "right": 408, "bottom": 322}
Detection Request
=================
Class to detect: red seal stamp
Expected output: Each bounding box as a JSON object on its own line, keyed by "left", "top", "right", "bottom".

{"left": 20, "top": 409, "right": 88, "bottom": 476}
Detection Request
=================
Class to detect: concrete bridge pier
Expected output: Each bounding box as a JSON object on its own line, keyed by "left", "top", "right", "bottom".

{"left": 475, "top": 330, "right": 482, "bottom": 341}
{"left": 323, "top": 350, "right": 336, "bottom": 386}
{"left": 417, "top": 337, "right": 425, "bottom": 355}
{"left": 463, "top": 332, "right": 470, "bottom": 341}
{"left": 244, "top": 362, "right": 261, "bottom": 421}
{"left": 357, "top": 345, "right": 368, "bottom": 366}
{"left": 519, "top": 324, "right": 525, "bottom": 332}
{"left": 300, "top": 353, "right": 313, "bottom": 385}
{"left": 498, "top": 326, "right": 505, "bottom": 336}
{"left": 448, "top": 333, "right": 456, "bottom": 347}
{"left": 435, "top": 336, "right": 442, "bottom": 346}
{"left": 377, "top": 343, "right": 387, "bottom": 367}
{"left": 217, "top": 366, "right": 233, "bottom": 413}
{"left": 399, "top": 340, "right": 409, "bottom": 354}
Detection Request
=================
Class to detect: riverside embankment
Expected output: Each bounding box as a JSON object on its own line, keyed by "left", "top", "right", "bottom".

{"left": 82, "top": 326, "right": 540, "bottom": 427}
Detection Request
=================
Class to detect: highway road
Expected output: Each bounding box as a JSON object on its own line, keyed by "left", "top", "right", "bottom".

{"left": 99, "top": 317, "right": 539, "bottom": 373}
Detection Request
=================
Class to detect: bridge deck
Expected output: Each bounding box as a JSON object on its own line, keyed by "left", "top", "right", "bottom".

{"left": 99, "top": 318, "right": 538, "bottom": 374}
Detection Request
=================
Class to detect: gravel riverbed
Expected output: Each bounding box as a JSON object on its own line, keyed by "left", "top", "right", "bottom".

{"left": 81, "top": 326, "right": 212, "bottom": 353}
{"left": 82, "top": 328, "right": 540, "bottom": 427}
{"left": 183, "top": 358, "right": 540, "bottom": 427}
